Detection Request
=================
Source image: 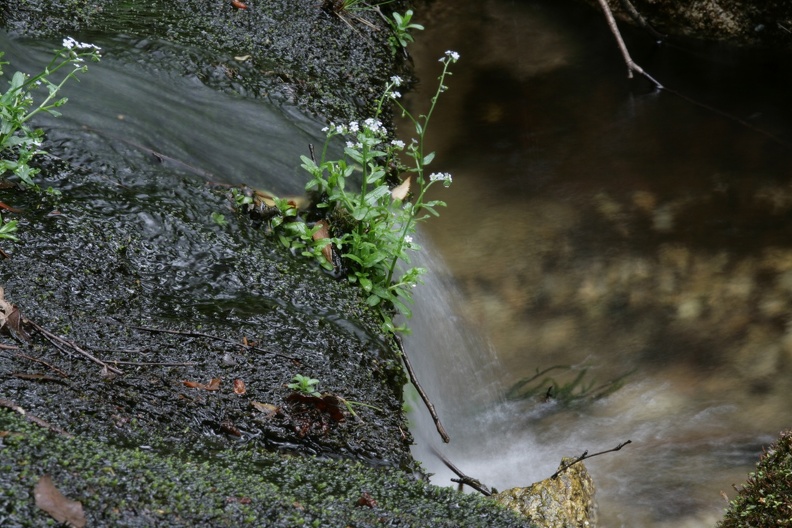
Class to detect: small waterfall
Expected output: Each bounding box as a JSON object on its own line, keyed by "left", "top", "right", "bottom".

{"left": 402, "top": 233, "right": 538, "bottom": 486}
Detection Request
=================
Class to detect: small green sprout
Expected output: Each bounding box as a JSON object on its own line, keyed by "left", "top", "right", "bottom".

{"left": 388, "top": 10, "right": 424, "bottom": 56}
{"left": 0, "top": 213, "right": 19, "bottom": 242}
{"left": 287, "top": 374, "right": 321, "bottom": 397}
{"left": 210, "top": 212, "right": 228, "bottom": 226}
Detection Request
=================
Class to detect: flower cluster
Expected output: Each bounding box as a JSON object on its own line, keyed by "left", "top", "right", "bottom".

{"left": 440, "top": 50, "right": 460, "bottom": 64}
{"left": 429, "top": 172, "right": 453, "bottom": 186}
{"left": 62, "top": 37, "right": 101, "bottom": 51}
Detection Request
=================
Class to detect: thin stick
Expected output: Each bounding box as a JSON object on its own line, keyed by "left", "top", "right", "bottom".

{"left": 551, "top": 440, "right": 632, "bottom": 479}
{"left": 26, "top": 319, "right": 124, "bottom": 375}
{"left": 102, "top": 360, "right": 199, "bottom": 367}
{"left": 619, "top": 0, "right": 665, "bottom": 40}
{"left": 596, "top": 0, "right": 663, "bottom": 88}
{"left": 130, "top": 324, "right": 297, "bottom": 362}
{"left": 15, "top": 353, "right": 70, "bottom": 378}
{"left": 394, "top": 335, "right": 450, "bottom": 443}
{"left": 431, "top": 446, "right": 491, "bottom": 496}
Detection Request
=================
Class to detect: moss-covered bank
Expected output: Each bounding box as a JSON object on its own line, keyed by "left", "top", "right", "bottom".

{"left": 0, "top": 409, "right": 528, "bottom": 526}
{"left": 0, "top": 0, "right": 536, "bottom": 525}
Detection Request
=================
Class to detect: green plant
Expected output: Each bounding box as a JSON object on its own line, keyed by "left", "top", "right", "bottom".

{"left": 0, "top": 212, "right": 19, "bottom": 241}
{"left": 387, "top": 10, "right": 424, "bottom": 56}
{"left": 272, "top": 51, "right": 459, "bottom": 334}
{"left": 0, "top": 37, "right": 101, "bottom": 188}
{"left": 210, "top": 212, "right": 228, "bottom": 226}
{"left": 719, "top": 430, "right": 792, "bottom": 528}
{"left": 287, "top": 374, "right": 321, "bottom": 397}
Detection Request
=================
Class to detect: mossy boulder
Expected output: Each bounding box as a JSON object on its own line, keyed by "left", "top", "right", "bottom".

{"left": 492, "top": 458, "right": 597, "bottom": 528}
{"left": 719, "top": 430, "right": 792, "bottom": 528}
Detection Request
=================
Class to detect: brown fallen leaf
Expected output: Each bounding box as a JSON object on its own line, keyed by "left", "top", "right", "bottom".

{"left": 182, "top": 377, "right": 222, "bottom": 391}
{"left": 356, "top": 491, "right": 378, "bottom": 508}
{"left": 34, "top": 474, "right": 86, "bottom": 528}
{"left": 286, "top": 393, "right": 346, "bottom": 422}
{"left": 391, "top": 176, "right": 411, "bottom": 201}
{"left": 311, "top": 219, "right": 333, "bottom": 264}
{"left": 233, "top": 378, "right": 246, "bottom": 395}
{"left": 0, "top": 287, "right": 31, "bottom": 342}
{"left": 250, "top": 401, "right": 280, "bottom": 418}
{"left": 206, "top": 377, "right": 221, "bottom": 391}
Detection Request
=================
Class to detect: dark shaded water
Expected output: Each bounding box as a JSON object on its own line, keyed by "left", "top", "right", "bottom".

{"left": 401, "top": 0, "right": 792, "bottom": 526}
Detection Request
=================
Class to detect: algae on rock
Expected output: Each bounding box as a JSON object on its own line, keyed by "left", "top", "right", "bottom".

{"left": 492, "top": 458, "right": 598, "bottom": 528}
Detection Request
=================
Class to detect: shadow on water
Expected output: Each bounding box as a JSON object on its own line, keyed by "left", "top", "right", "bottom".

{"left": 403, "top": 0, "right": 792, "bottom": 526}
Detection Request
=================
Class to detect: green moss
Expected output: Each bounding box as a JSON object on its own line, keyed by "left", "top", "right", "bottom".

{"left": 719, "top": 430, "right": 792, "bottom": 527}
{"left": 0, "top": 410, "right": 531, "bottom": 527}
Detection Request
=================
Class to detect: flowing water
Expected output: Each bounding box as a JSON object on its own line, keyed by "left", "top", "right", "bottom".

{"left": 403, "top": 0, "right": 792, "bottom": 526}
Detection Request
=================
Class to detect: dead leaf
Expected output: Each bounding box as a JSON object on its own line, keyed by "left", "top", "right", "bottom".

{"left": 0, "top": 287, "right": 31, "bottom": 342}
{"left": 0, "top": 201, "right": 22, "bottom": 213}
{"left": 219, "top": 419, "right": 241, "bottom": 437}
{"left": 391, "top": 176, "right": 411, "bottom": 201}
{"left": 234, "top": 55, "right": 251, "bottom": 61}
{"left": 286, "top": 393, "right": 346, "bottom": 422}
{"left": 311, "top": 219, "right": 333, "bottom": 264}
{"left": 233, "top": 378, "right": 246, "bottom": 395}
{"left": 34, "top": 474, "right": 86, "bottom": 528}
{"left": 250, "top": 401, "right": 279, "bottom": 418}
{"left": 356, "top": 491, "right": 378, "bottom": 508}
{"left": 182, "top": 377, "right": 222, "bottom": 391}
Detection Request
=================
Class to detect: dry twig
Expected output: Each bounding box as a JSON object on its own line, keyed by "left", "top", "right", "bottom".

{"left": 551, "top": 440, "right": 632, "bottom": 479}
{"left": 394, "top": 335, "right": 450, "bottom": 443}
{"left": 596, "top": 0, "right": 663, "bottom": 88}
{"left": 25, "top": 320, "right": 124, "bottom": 375}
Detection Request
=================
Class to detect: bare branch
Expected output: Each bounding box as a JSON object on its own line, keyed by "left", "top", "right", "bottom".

{"left": 26, "top": 319, "right": 124, "bottom": 375}
{"left": 596, "top": 0, "right": 663, "bottom": 88}
{"left": 394, "top": 335, "right": 450, "bottom": 443}
{"left": 552, "top": 440, "right": 632, "bottom": 479}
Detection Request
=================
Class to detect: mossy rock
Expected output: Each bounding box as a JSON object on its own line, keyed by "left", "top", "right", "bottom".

{"left": 492, "top": 458, "right": 597, "bottom": 528}
{"left": 719, "top": 430, "right": 792, "bottom": 528}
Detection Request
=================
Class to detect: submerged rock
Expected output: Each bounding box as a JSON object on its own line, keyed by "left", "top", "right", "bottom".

{"left": 492, "top": 458, "right": 597, "bottom": 528}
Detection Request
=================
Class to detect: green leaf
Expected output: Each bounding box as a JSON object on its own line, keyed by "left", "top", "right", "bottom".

{"left": 358, "top": 276, "right": 373, "bottom": 292}
{"left": 422, "top": 151, "right": 435, "bottom": 165}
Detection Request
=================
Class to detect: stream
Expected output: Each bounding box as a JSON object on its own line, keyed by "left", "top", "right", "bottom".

{"left": 403, "top": 1, "right": 792, "bottom": 527}
{"left": 3, "top": 0, "right": 792, "bottom": 525}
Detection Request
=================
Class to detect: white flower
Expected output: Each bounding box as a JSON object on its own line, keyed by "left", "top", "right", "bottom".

{"left": 389, "top": 91, "right": 401, "bottom": 99}
{"left": 348, "top": 121, "right": 359, "bottom": 133}
{"left": 444, "top": 50, "right": 460, "bottom": 62}
{"left": 346, "top": 141, "right": 356, "bottom": 149}
{"left": 404, "top": 235, "right": 414, "bottom": 244}
{"left": 390, "top": 75, "right": 403, "bottom": 87}
{"left": 62, "top": 37, "right": 101, "bottom": 51}
{"left": 363, "top": 117, "right": 386, "bottom": 136}
{"left": 390, "top": 139, "right": 405, "bottom": 149}
{"left": 321, "top": 126, "right": 330, "bottom": 132}
{"left": 429, "top": 172, "right": 453, "bottom": 184}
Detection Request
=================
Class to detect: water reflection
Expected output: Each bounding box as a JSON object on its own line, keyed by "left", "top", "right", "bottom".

{"left": 403, "top": 0, "right": 792, "bottom": 526}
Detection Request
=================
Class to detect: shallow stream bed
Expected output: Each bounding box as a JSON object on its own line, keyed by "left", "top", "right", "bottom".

{"left": 402, "top": 1, "right": 792, "bottom": 526}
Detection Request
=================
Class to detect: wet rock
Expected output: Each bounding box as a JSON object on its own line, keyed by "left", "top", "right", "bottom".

{"left": 492, "top": 458, "right": 597, "bottom": 528}
{"left": 580, "top": 0, "right": 792, "bottom": 50}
